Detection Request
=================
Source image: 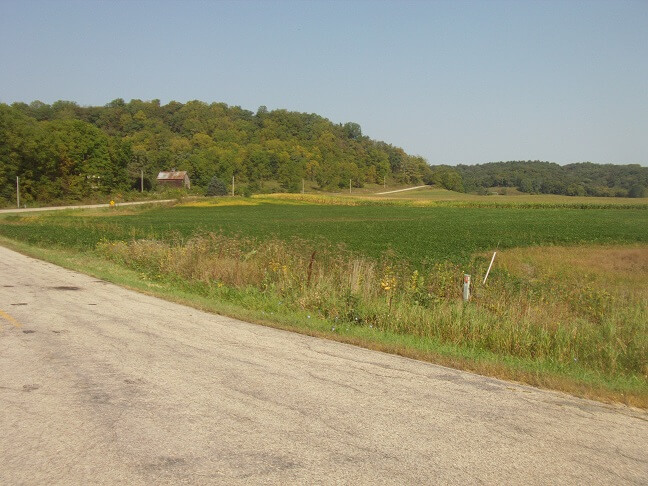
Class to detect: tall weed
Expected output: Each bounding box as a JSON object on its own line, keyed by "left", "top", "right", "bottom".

{"left": 96, "top": 234, "right": 647, "bottom": 379}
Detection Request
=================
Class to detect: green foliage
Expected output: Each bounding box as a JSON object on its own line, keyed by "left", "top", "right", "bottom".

{"left": 429, "top": 166, "right": 464, "bottom": 192}
{"left": 206, "top": 176, "right": 228, "bottom": 196}
{"left": 4, "top": 99, "right": 646, "bottom": 206}
{"left": 343, "top": 122, "right": 362, "bottom": 140}
{"left": 1, "top": 99, "right": 431, "bottom": 204}
{"left": 448, "top": 160, "right": 648, "bottom": 197}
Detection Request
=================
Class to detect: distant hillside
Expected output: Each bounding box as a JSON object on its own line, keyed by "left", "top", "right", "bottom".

{"left": 1, "top": 99, "right": 431, "bottom": 204}
{"left": 3, "top": 101, "right": 646, "bottom": 205}
{"left": 432, "top": 161, "right": 648, "bottom": 198}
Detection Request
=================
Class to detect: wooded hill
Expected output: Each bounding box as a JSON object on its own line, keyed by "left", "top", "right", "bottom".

{"left": 444, "top": 161, "right": 648, "bottom": 197}
{"left": 2, "top": 99, "right": 646, "bottom": 205}
{"left": 0, "top": 99, "right": 431, "bottom": 204}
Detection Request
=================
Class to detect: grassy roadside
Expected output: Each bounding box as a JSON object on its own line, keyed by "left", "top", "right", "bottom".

{"left": 2, "top": 234, "right": 646, "bottom": 409}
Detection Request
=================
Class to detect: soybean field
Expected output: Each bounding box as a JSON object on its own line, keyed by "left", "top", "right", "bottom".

{"left": 1, "top": 199, "right": 647, "bottom": 266}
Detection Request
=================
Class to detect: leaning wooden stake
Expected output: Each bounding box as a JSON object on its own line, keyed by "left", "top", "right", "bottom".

{"left": 483, "top": 251, "right": 497, "bottom": 285}
{"left": 306, "top": 251, "right": 316, "bottom": 287}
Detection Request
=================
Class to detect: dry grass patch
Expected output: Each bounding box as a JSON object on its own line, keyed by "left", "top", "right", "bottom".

{"left": 496, "top": 245, "right": 648, "bottom": 298}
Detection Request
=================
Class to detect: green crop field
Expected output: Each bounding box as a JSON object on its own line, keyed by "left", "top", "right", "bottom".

{"left": 1, "top": 196, "right": 647, "bottom": 406}
{"left": 1, "top": 198, "right": 647, "bottom": 265}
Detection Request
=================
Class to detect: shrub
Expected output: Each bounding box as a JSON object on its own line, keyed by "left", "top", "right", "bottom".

{"left": 206, "top": 176, "right": 228, "bottom": 196}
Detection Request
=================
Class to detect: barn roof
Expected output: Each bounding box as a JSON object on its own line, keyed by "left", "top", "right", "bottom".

{"left": 157, "top": 171, "right": 188, "bottom": 180}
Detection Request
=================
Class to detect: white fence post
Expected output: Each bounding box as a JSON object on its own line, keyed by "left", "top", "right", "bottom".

{"left": 463, "top": 274, "right": 471, "bottom": 302}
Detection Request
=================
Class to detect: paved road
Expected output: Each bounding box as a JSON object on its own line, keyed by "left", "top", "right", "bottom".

{"left": 1, "top": 246, "right": 646, "bottom": 485}
{"left": 0, "top": 199, "right": 175, "bottom": 214}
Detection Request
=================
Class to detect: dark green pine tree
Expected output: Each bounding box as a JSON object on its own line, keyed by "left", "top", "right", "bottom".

{"left": 206, "top": 176, "right": 228, "bottom": 196}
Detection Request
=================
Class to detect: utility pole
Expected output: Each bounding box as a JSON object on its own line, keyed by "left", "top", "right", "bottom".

{"left": 16, "top": 176, "right": 20, "bottom": 208}
{"left": 349, "top": 179, "right": 352, "bottom": 194}
{"left": 302, "top": 179, "right": 305, "bottom": 194}
{"left": 140, "top": 170, "right": 144, "bottom": 192}
{"left": 232, "top": 175, "right": 235, "bottom": 196}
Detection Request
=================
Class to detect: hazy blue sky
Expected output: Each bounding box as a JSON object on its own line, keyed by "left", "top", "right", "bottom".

{"left": 1, "top": 0, "right": 646, "bottom": 165}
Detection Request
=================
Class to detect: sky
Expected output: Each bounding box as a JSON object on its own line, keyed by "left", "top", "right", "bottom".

{"left": 1, "top": 0, "right": 646, "bottom": 166}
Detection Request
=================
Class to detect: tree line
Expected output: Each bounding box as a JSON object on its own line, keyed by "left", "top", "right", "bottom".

{"left": 0, "top": 99, "right": 432, "bottom": 205}
{"left": 2, "top": 99, "right": 646, "bottom": 205}
{"left": 431, "top": 161, "right": 647, "bottom": 198}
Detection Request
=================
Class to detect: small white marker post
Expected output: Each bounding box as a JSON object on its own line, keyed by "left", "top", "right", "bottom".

{"left": 463, "top": 274, "right": 471, "bottom": 302}
{"left": 483, "top": 251, "right": 497, "bottom": 285}
{"left": 16, "top": 176, "right": 20, "bottom": 208}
